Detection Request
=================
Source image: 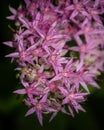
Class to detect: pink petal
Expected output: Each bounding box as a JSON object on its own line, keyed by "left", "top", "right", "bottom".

{"left": 36, "top": 111, "right": 43, "bottom": 126}
{"left": 75, "top": 104, "right": 86, "bottom": 113}
{"left": 25, "top": 108, "right": 35, "bottom": 116}
{"left": 49, "top": 112, "right": 57, "bottom": 122}
{"left": 40, "top": 94, "right": 48, "bottom": 103}
{"left": 70, "top": 10, "right": 78, "bottom": 19}
{"left": 9, "top": 6, "right": 17, "bottom": 14}
{"left": 58, "top": 86, "right": 68, "bottom": 95}
{"left": 19, "top": 17, "right": 29, "bottom": 29}
{"left": 5, "top": 52, "right": 19, "bottom": 58}
{"left": 13, "top": 89, "right": 26, "bottom": 94}
{"left": 6, "top": 15, "right": 15, "bottom": 20}
{"left": 3, "top": 41, "right": 13, "bottom": 47}
{"left": 80, "top": 81, "right": 89, "bottom": 92}
{"left": 24, "top": 0, "right": 31, "bottom": 5}
{"left": 49, "top": 75, "right": 61, "bottom": 82}
{"left": 68, "top": 105, "right": 74, "bottom": 117}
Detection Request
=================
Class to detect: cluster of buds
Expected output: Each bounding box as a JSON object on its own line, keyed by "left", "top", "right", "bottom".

{"left": 4, "top": 0, "right": 104, "bottom": 125}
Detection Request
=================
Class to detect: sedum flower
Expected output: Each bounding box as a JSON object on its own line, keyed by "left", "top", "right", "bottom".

{"left": 24, "top": 94, "right": 56, "bottom": 126}
{"left": 60, "top": 86, "right": 88, "bottom": 117}
{"left": 3, "top": 0, "right": 104, "bottom": 125}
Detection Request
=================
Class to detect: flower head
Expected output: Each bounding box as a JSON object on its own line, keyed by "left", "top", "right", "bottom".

{"left": 4, "top": 0, "right": 104, "bottom": 125}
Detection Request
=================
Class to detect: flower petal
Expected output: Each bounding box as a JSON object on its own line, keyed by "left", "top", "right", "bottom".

{"left": 13, "top": 89, "right": 26, "bottom": 94}
{"left": 25, "top": 108, "right": 35, "bottom": 117}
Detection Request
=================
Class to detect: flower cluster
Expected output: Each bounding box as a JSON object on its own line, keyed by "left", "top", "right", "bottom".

{"left": 4, "top": 0, "right": 104, "bottom": 125}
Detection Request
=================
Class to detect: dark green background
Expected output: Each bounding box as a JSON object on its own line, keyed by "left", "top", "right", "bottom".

{"left": 0, "top": 0, "right": 104, "bottom": 130}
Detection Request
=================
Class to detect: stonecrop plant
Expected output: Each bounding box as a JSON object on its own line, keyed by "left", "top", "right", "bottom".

{"left": 4, "top": 0, "right": 104, "bottom": 125}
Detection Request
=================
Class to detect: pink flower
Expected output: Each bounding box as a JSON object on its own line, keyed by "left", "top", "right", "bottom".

{"left": 13, "top": 82, "right": 43, "bottom": 98}
{"left": 7, "top": 5, "right": 25, "bottom": 21}
{"left": 49, "top": 58, "right": 74, "bottom": 87}
{"left": 25, "top": 94, "right": 56, "bottom": 125}
{"left": 4, "top": 0, "right": 104, "bottom": 125}
{"left": 61, "top": 86, "right": 88, "bottom": 117}
{"left": 47, "top": 49, "right": 68, "bottom": 74}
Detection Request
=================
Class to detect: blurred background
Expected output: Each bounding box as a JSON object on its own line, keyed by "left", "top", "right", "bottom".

{"left": 0, "top": 0, "right": 104, "bottom": 130}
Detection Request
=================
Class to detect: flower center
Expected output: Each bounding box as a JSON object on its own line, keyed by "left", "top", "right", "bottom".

{"left": 69, "top": 94, "right": 74, "bottom": 99}
{"left": 27, "top": 87, "right": 34, "bottom": 93}
{"left": 80, "top": 45, "right": 86, "bottom": 53}
{"left": 37, "top": 73, "right": 43, "bottom": 78}
{"left": 49, "top": 82, "right": 56, "bottom": 91}
{"left": 37, "top": 103, "right": 42, "bottom": 110}
{"left": 60, "top": 70, "right": 69, "bottom": 77}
